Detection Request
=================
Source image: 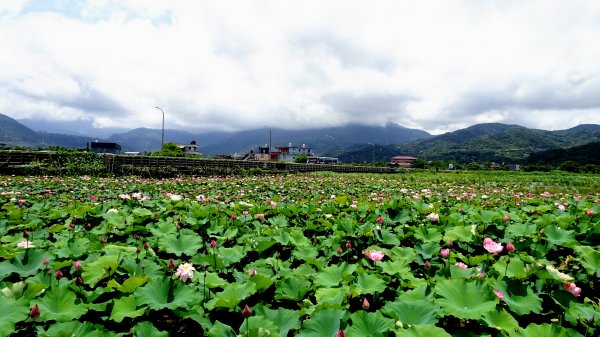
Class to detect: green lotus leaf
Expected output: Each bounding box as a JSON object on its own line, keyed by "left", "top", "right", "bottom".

{"left": 239, "top": 316, "right": 280, "bottom": 337}
{"left": 132, "top": 207, "right": 153, "bottom": 218}
{"left": 574, "top": 246, "right": 600, "bottom": 277}
{"left": 202, "top": 272, "right": 228, "bottom": 288}
{"left": 275, "top": 277, "right": 311, "bottom": 301}
{"left": 514, "top": 323, "right": 584, "bottom": 337}
{"left": 82, "top": 254, "right": 120, "bottom": 287}
{"left": 354, "top": 272, "right": 387, "bottom": 295}
{"left": 135, "top": 277, "right": 197, "bottom": 311}
{"left": 0, "top": 249, "right": 46, "bottom": 279}
{"left": 382, "top": 300, "right": 441, "bottom": 326}
{"left": 565, "top": 301, "right": 600, "bottom": 326}
{"left": 491, "top": 280, "right": 542, "bottom": 315}
{"left": 0, "top": 296, "right": 29, "bottom": 337}
{"left": 434, "top": 279, "right": 497, "bottom": 320}
{"left": 313, "top": 263, "right": 354, "bottom": 287}
{"left": 107, "top": 275, "right": 148, "bottom": 293}
{"left": 54, "top": 237, "right": 90, "bottom": 258}
{"left": 492, "top": 257, "right": 527, "bottom": 279}
{"left": 158, "top": 229, "right": 203, "bottom": 257}
{"left": 132, "top": 322, "right": 169, "bottom": 337}
{"left": 347, "top": 311, "right": 394, "bottom": 337}
{"left": 255, "top": 307, "right": 300, "bottom": 337}
{"left": 505, "top": 222, "right": 538, "bottom": 238}
{"left": 205, "top": 282, "right": 257, "bottom": 310}
{"left": 414, "top": 227, "right": 443, "bottom": 243}
{"left": 37, "top": 283, "right": 88, "bottom": 322}
{"left": 379, "top": 259, "right": 411, "bottom": 277}
{"left": 395, "top": 325, "right": 452, "bottom": 337}
{"left": 289, "top": 230, "right": 311, "bottom": 246}
{"left": 314, "top": 286, "right": 349, "bottom": 307}
{"left": 217, "top": 247, "right": 244, "bottom": 267}
{"left": 414, "top": 242, "right": 440, "bottom": 260}
{"left": 481, "top": 308, "right": 519, "bottom": 332}
{"left": 36, "top": 321, "right": 115, "bottom": 337}
{"left": 543, "top": 225, "right": 576, "bottom": 247}
{"left": 110, "top": 294, "right": 145, "bottom": 323}
{"left": 297, "top": 308, "right": 346, "bottom": 337}
{"left": 443, "top": 226, "right": 474, "bottom": 243}
{"left": 148, "top": 220, "right": 177, "bottom": 237}
{"left": 293, "top": 246, "right": 319, "bottom": 262}
{"left": 249, "top": 273, "right": 274, "bottom": 292}
{"left": 207, "top": 321, "right": 237, "bottom": 337}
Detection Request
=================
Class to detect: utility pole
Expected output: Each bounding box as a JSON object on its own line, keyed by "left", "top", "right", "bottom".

{"left": 155, "top": 107, "right": 165, "bottom": 149}
{"left": 264, "top": 126, "right": 272, "bottom": 160}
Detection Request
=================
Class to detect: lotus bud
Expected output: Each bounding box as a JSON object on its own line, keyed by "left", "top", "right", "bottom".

{"left": 168, "top": 260, "right": 176, "bottom": 271}
{"left": 23, "top": 230, "right": 30, "bottom": 238}
{"left": 99, "top": 236, "right": 106, "bottom": 244}
{"left": 74, "top": 261, "right": 82, "bottom": 270}
{"left": 143, "top": 242, "right": 149, "bottom": 250}
{"left": 362, "top": 297, "right": 370, "bottom": 310}
{"left": 210, "top": 240, "right": 217, "bottom": 248}
{"left": 55, "top": 269, "right": 63, "bottom": 280}
{"left": 447, "top": 240, "right": 454, "bottom": 247}
{"left": 75, "top": 276, "right": 84, "bottom": 286}
{"left": 337, "top": 246, "right": 343, "bottom": 255}
{"left": 29, "top": 304, "right": 40, "bottom": 321}
{"left": 43, "top": 257, "right": 49, "bottom": 266}
{"left": 424, "top": 260, "right": 431, "bottom": 269}
{"left": 377, "top": 215, "right": 383, "bottom": 224}
{"left": 440, "top": 248, "right": 450, "bottom": 258}
{"left": 242, "top": 304, "right": 252, "bottom": 318}
{"left": 231, "top": 214, "right": 237, "bottom": 220}
{"left": 336, "top": 330, "right": 347, "bottom": 337}
{"left": 136, "top": 247, "right": 141, "bottom": 254}
{"left": 506, "top": 242, "right": 515, "bottom": 252}
{"left": 249, "top": 268, "right": 256, "bottom": 277}
{"left": 345, "top": 241, "right": 351, "bottom": 249}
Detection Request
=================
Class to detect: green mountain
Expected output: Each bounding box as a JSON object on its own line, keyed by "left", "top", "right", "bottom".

{"left": 0, "top": 113, "right": 103, "bottom": 149}
{"left": 387, "top": 123, "right": 600, "bottom": 163}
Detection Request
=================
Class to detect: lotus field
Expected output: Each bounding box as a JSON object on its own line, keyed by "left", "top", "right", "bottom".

{"left": 1, "top": 172, "right": 599, "bottom": 337}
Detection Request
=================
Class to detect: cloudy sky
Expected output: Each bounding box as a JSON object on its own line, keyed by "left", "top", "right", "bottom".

{"left": 1, "top": 0, "right": 600, "bottom": 135}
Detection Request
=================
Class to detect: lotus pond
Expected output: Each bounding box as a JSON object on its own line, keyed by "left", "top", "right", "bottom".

{"left": 1, "top": 172, "right": 599, "bottom": 337}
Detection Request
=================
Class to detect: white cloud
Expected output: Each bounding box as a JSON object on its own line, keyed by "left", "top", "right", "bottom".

{"left": 1, "top": 0, "right": 600, "bottom": 135}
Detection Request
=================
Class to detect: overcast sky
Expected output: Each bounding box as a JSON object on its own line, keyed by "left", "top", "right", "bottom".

{"left": 1, "top": 1, "right": 600, "bottom": 135}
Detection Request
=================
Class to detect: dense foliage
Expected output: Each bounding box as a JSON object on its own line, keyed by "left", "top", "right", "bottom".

{"left": 1, "top": 172, "right": 599, "bottom": 337}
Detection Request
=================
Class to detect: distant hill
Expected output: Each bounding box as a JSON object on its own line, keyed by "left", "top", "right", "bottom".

{"left": 527, "top": 141, "right": 600, "bottom": 166}
{"left": 109, "top": 123, "right": 433, "bottom": 155}
{"left": 386, "top": 123, "right": 600, "bottom": 163}
{"left": 0, "top": 113, "right": 99, "bottom": 148}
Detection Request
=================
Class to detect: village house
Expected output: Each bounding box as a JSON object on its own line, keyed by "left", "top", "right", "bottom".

{"left": 390, "top": 156, "right": 417, "bottom": 168}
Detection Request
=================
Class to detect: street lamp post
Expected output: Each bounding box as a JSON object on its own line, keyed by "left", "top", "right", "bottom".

{"left": 155, "top": 107, "right": 165, "bottom": 149}
{"left": 264, "top": 126, "right": 272, "bottom": 160}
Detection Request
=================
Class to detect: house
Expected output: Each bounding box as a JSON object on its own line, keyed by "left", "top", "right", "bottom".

{"left": 87, "top": 141, "right": 121, "bottom": 154}
{"left": 390, "top": 156, "right": 417, "bottom": 168}
{"left": 0, "top": 142, "right": 7, "bottom": 149}
{"left": 178, "top": 141, "right": 201, "bottom": 155}
{"left": 274, "top": 143, "right": 314, "bottom": 162}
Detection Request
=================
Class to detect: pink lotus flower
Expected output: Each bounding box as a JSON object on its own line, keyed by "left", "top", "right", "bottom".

{"left": 176, "top": 262, "right": 195, "bottom": 283}
{"left": 366, "top": 249, "right": 385, "bottom": 261}
{"left": 269, "top": 201, "right": 277, "bottom": 207}
{"left": 563, "top": 283, "right": 581, "bottom": 297}
{"left": 243, "top": 210, "right": 249, "bottom": 215}
{"left": 455, "top": 262, "right": 468, "bottom": 269}
{"left": 587, "top": 209, "right": 594, "bottom": 216}
{"left": 428, "top": 212, "right": 439, "bottom": 222}
{"left": 483, "top": 237, "right": 503, "bottom": 255}
{"left": 440, "top": 248, "right": 450, "bottom": 258}
{"left": 256, "top": 213, "right": 265, "bottom": 219}
{"left": 377, "top": 215, "right": 383, "bottom": 224}
{"left": 503, "top": 214, "right": 510, "bottom": 222}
